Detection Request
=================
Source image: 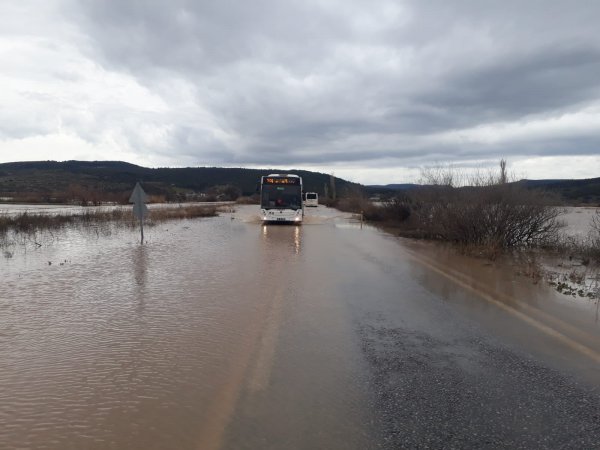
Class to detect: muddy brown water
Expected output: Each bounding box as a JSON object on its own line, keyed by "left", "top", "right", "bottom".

{"left": 0, "top": 206, "right": 373, "bottom": 449}
{"left": 1, "top": 205, "right": 599, "bottom": 449}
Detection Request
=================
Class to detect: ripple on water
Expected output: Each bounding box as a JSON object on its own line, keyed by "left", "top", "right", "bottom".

{"left": 0, "top": 216, "right": 256, "bottom": 449}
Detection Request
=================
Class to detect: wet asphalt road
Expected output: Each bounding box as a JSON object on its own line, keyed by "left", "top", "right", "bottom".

{"left": 222, "top": 207, "right": 600, "bottom": 449}
{"left": 232, "top": 208, "right": 600, "bottom": 449}
{"left": 326, "top": 214, "right": 600, "bottom": 449}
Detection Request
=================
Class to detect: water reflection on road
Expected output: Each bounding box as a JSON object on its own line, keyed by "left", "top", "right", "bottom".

{"left": 261, "top": 223, "right": 302, "bottom": 254}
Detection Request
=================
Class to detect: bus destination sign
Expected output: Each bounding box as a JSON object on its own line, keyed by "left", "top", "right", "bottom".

{"left": 263, "top": 177, "right": 301, "bottom": 185}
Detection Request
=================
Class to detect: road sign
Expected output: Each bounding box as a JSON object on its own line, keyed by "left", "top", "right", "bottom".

{"left": 129, "top": 182, "right": 149, "bottom": 220}
{"left": 129, "top": 182, "right": 148, "bottom": 243}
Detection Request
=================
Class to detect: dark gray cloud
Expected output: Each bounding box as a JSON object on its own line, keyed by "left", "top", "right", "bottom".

{"left": 422, "top": 46, "right": 600, "bottom": 123}
{"left": 2, "top": 0, "right": 600, "bottom": 181}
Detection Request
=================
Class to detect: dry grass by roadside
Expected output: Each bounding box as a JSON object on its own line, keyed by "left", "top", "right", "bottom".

{"left": 0, "top": 205, "right": 218, "bottom": 239}
{"left": 146, "top": 205, "right": 218, "bottom": 222}
{"left": 235, "top": 195, "right": 259, "bottom": 205}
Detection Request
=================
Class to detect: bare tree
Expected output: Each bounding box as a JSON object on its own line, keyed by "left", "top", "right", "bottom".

{"left": 420, "top": 164, "right": 462, "bottom": 187}
{"left": 499, "top": 158, "right": 507, "bottom": 184}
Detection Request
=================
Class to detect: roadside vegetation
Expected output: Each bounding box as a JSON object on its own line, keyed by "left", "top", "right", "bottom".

{"left": 3, "top": 183, "right": 238, "bottom": 205}
{"left": 339, "top": 161, "right": 562, "bottom": 249}
{"left": 592, "top": 210, "right": 600, "bottom": 257}
{"left": 235, "top": 194, "right": 260, "bottom": 204}
{"left": 0, "top": 205, "right": 218, "bottom": 248}
{"left": 334, "top": 160, "right": 599, "bottom": 299}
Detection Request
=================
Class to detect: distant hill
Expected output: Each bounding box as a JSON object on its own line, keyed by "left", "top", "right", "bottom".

{"left": 368, "top": 183, "right": 419, "bottom": 190}
{"left": 364, "top": 183, "right": 419, "bottom": 199}
{"left": 1, "top": 161, "right": 597, "bottom": 205}
{"left": 0, "top": 160, "right": 361, "bottom": 203}
{"left": 517, "top": 178, "right": 600, "bottom": 205}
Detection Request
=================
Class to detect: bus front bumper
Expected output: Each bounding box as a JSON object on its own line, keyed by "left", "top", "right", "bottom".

{"left": 261, "top": 209, "right": 303, "bottom": 222}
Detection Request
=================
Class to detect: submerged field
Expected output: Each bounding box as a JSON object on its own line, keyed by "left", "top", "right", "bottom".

{"left": 0, "top": 203, "right": 221, "bottom": 247}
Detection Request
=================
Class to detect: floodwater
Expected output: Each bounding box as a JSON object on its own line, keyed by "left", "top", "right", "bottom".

{"left": 0, "top": 201, "right": 234, "bottom": 217}
{"left": 0, "top": 206, "right": 372, "bottom": 449}
{"left": 1, "top": 205, "right": 599, "bottom": 449}
{"left": 559, "top": 206, "right": 598, "bottom": 238}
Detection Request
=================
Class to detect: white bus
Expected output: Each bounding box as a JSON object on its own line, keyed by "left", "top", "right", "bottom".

{"left": 304, "top": 192, "right": 318, "bottom": 207}
{"left": 260, "top": 174, "right": 304, "bottom": 223}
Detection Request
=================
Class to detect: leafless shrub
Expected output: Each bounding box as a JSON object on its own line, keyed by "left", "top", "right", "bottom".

{"left": 592, "top": 210, "right": 600, "bottom": 233}
{"left": 360, "top": 196, "right": 411, "bottom": 223}
{"left": 236, "top": 195, "right": 260, "bottom": 205}
{"left": 587, "top": 209, "right": 600, "bottom": 261}
{"left": 376, "top": 160, "right": 562, "bottom": 250}
{"left": 419, "top": 159, "right": 515, "bottom": 188}
{"left": 419, "top": 184, "right": 560, "bottom": 247}
{"left": 335, "top": 192, "right": 371, "bottom": 214}
{"left": 419, "top": 164, "right": 463, "bottom": 187}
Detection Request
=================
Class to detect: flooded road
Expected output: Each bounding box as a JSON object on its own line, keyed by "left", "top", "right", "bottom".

{"left": 1, "top": 205, "right": 599, "bottom": 449}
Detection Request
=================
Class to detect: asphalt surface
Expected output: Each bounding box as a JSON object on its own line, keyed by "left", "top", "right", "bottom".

{"left": 344, "top": 222, "right": 600, "bottom": 449}
{"left": 219, "top": 207, "right": 600, "bottom": 449}
{"left": 359, "top": 310, "right": 600, "bottom": 449}
{"left": 335, "top": 219, "right": 600, "bottom": 449}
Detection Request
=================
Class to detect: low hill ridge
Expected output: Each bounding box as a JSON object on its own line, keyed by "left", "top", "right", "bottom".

{"left": 0, "top": 160, "right": 359, "bottom": 202}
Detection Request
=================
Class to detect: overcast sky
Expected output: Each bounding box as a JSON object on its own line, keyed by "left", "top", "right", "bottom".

{"left": 1, "top": 1, "right": 599, "bottom": 184}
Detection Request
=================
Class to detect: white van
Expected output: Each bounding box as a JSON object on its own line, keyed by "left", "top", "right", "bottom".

{"left": 304, "top": 192, "right": 318, "bottom": 207}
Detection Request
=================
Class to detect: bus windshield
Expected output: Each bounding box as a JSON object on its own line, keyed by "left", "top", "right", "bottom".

{"left": 261, "top": 185, "right": 302, "bottom": 210}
